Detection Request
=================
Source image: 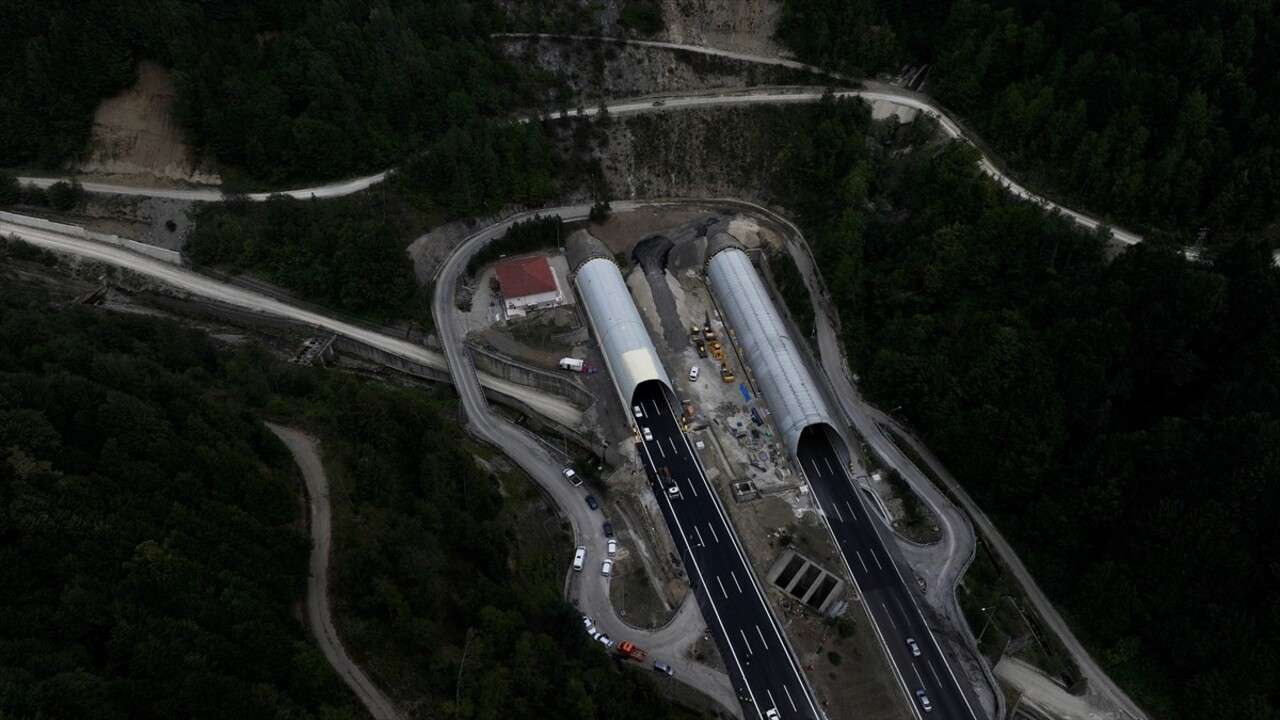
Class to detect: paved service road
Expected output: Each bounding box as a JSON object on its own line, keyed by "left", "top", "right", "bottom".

{"left": 797, "top": 432, "right": 981, "bottom": 720}
{"left": 633, "top": 385, "right": 822, "bottom": 720}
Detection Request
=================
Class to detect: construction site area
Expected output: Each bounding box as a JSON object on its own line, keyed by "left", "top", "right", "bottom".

{"left": 458, "top": 206, "right": 914, "bottom": 719}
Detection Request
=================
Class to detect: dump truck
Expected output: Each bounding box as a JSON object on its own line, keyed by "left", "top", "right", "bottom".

{"left": 696, "top": 341, "right": 708, "bottom": 358}
{"left": 690, "top": 324, "right": 701, "bottom": 341}
{"left": 720, "top": 363, "right": 736, "bottom": 382}
{"left": 710, "top": 341, "right": 725, "bottom": 361}
{"left": 617, "top": 641, "right": 648, "bottom": 662}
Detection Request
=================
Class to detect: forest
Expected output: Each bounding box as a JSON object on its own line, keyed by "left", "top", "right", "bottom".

{"left": 0, "top": 261, "right": 698, "bottom": 718}
{"left": 0, "top": 270, "right": 356, "bottom": 719}
{"left": 0, "top": 0, "right": 550, "bottom": 183}
{"left": 758, "top": 96, "right": 1280, "bottom": 720}
{"left": 777, "top": 0, "right": 1280, "bottom": 237}
{"left": 185, "top": 193, "right": 422, "bottom": 319}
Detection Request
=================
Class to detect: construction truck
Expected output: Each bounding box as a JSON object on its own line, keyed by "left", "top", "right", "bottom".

{"left": 690, "top": 324, "right": 701, "bottom": 341}
{"left": 720, "top": 363, "right": 736, "bottom": 382}
{"left": 617, "top": 641, "right": 648, "bottom": 662}
{"left": 710, "top": 341, "right": 725, "bottom": 361}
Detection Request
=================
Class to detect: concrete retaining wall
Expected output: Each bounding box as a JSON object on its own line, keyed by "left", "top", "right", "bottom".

{"left": 468, "top": 344, "right": 597, "bottom": 408}
{"left": 1, "top": 211, "right": 184, "bottom": 265}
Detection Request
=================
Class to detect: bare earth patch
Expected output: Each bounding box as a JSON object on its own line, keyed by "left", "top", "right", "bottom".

{"left": 74, "top": 60, "right": 221, "bottom": 186}
{"left": 660, "top": 0, "right": 789, "bottom": 58}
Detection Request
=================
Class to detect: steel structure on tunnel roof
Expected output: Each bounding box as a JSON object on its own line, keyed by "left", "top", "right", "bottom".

{"left": 705, "top": 234, "right": 842, "bottom": 458}
{"left": 566, "top": 230, "right": 674, "bottom": 405}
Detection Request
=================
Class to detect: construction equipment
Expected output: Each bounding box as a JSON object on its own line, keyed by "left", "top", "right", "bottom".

{"left": 696, "top": 341, "right": 708, "bottom": 358}
{"left": 720, "top": 363, "right": 736, "bottom": 382}
{"left": 710, "top": 341, "right": 725, "bottom": 361}
{"left": 617, "top": 641, "right": 648, "bottom": 662}
{"left": 690, "top": 324, "right": 701, "bottom": 341}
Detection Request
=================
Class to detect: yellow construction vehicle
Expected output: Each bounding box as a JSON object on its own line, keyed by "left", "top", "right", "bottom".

{"left": 720, "top": 363, "right": 736, "bottom": 382}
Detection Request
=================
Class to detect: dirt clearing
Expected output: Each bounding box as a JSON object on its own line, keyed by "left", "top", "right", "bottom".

{"left": 661, "top": 0, "right": 789, "bottom": 58}
{"left": 74, "top": 60, "right": 220, "bottom": 186}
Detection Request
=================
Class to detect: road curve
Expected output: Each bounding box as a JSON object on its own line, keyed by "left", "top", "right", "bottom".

{"left": 18, "top": 81, "right": 1142, "bottom": 248}
{"left": 265, "top": 423, "right": 402, "bottom": 720}
{"left": 867, "top": 411, "right": 1149, "bottom": 720}
{"left": 429, "top": 201, "right": 743, "bottom": 715}
{"left": 748, "top": 198, "right": 1146, "bottom": 720}
{"left": 0, "top": 214, "right": 582, "bottom": 429}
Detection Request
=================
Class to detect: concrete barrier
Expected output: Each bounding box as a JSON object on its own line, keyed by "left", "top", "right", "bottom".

{"left": 468, "top": 344, "right": 597, "bottom": 408}
{"left": 1, "top": 211, "right": 183, "bottom": 264}
{"left": 85, "top": 230, "right": 183, "bottom": 264}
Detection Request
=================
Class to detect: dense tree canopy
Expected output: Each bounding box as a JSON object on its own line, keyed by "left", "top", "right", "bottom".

{"left": 185, "top": 194, "right": 421, "bottom": 319}
{"left": 0, "top": 0, "right": 544, "bottom": 183}
{"left": 763, "top": 99, "right": 1280, "bottom": 719}
{"left": 0, "top": 275, "right": 358, "bottom": 719}
{"left": 0, "top": 259, "right": 700, "bottom": 718}
{"left": 778, "top": 0, "right": 1280, "bottom": 235}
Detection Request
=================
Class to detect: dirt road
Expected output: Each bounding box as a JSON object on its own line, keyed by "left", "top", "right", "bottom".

{"left": 266, "top": 423, "right": 402, "bottom": 720}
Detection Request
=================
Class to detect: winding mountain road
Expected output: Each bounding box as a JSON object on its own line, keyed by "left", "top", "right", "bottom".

{"left": 6, "top": 37, "right": 1164, "bottom": 718}
{"left": 18, "top": 82, "right": 1142, "bottom": 248}
{"left": 266, "top": 423, "right": 402, "bottom": 720}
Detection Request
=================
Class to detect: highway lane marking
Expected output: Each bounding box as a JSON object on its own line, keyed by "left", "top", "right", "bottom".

{"left": 783, "top": 684, "right": 796, "bottom": 712}
{"left": 717, "top": 576, "right": 729, "bottom": 599}
{"left": 656, "top": 442, "right": 666, "bottom": 458}
{"left": 927, "top": 660, "right": 943, "bottom": 687}
{"left": 688, "top": 478, "right": 699, "bottom": 497}
{"left": 730, "top": 570, "right": 744, "bottom": 593}
{"left": 883, "top": 603, "right": 896, "bottom": 629}
{"left": 846, "top": 500, "right": 858, "bottom": 521}
{"left": 829, "top": 500, "right": 845, "bottom": 523}
{"left": 810, "top": 458, "right": 822, "bottom": 476}
{"left": 739, "top": 629, "right": 754, "bottom": 656}
{"left": 707, "top": 524, "right": 720, "bottom": 543}
{"left": 911, "top": 663, "right": 926, "bottom": 687}
{"left": 643, "top": 436, "right": 762, "bottom": 710}
{"left": 871, "top": 549, "right": 883, "bottom": 570}
{"left": 766, "top": 690, "right": 777, "bottom": 715}
{"left": 694, "top": 526, "right": 706, "bottom": 547}
{"left": 668, "top": 437, "right": 678, "bottom": 454}
{"left": 755, "top": 624, "right": 770, "bottom": 650}
{"left": 666, "top": 408, "right": 823, "bottom": 719}
{"left": 855, "top": 551, "right": 869, "bottom": 572}
{"left": 824, "top": 457, "right": 833, "bottom": 474}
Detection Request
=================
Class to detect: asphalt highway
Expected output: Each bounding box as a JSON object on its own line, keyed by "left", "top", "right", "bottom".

{"left": 797, "top": 432, "right": 981, "bottom": 720}
{"left": 633, "top": 384, "right": 821, "bottom": 720}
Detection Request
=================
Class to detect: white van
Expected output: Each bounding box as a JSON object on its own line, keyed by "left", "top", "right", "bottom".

{"left": 573, "top": 546, "right": 587, "bottom": 571}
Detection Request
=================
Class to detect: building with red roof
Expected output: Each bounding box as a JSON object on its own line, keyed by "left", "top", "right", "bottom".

{"left": 493, "top": 255, "right": 564, "bottom": 317}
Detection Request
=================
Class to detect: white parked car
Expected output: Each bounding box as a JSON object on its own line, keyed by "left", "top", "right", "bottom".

{"left": 607, "top": 539, "right": 618, "bottom": 557}
{"left": 688, "top": 366, "right": 699, "bottom": 381}
{"left": 633, "top": 405, "right": 644, "bottom": 418}
{"left": 601, "top": 560, "right": 613, "bottom": 577}
{"left": 562, "top": 467, "right": 581, "bottom": 487}
{"left": 572, "top": 546, "right": 586, "bottom": 571}
{"left": 582, "top": 615, "right": 595, "bottom": 633}
{"left": 591, "top": 629, "right": 613, "bottom": 649}
{"left": 641, "top": 427, "right": 653, "bottom": 441}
